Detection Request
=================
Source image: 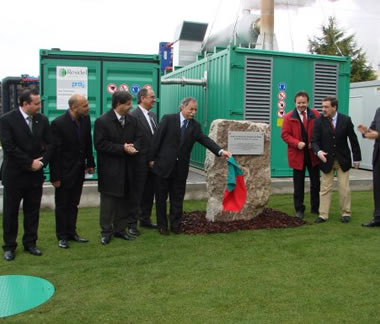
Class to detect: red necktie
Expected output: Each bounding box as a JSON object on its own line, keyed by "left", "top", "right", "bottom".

{"left": 329, "top": 117, "right": 335, "bottom": 131}
{"left": 301, "top": 111, "right": 307, "bottom": 129}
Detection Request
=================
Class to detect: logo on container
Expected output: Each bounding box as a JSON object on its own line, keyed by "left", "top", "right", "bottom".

{"left": 59, "top": 68, "right": 67, "bottom": 77}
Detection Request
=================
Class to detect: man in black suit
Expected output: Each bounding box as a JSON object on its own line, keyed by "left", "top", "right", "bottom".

{"left": 358, "top": 108, "right": 380, "bottom": 227}
{"left": 148, "top": 97, "right": 231, "bottom": 235}
{"left": 50, "top": 94, "right": 95, "bottom": 249}
{"left": 312, "top": 96, "right": 361, "bottom": 224}
{"left": 130, "top": 87, "right": 158, "bottom": 230}
{"left": 94, "top": 91, "right": 143, "bottom": 244}
{"left": 0, "top": 88, "right": 53, "bottom": 261}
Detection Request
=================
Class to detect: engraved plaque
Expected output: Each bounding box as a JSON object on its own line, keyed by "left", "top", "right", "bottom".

{"left": 228, "top": 131, "right": 264, "bottom": 155}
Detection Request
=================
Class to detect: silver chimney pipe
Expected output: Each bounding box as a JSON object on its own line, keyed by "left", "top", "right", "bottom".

{"left": 256, "top": 0, "right": 278, "bottom": 50}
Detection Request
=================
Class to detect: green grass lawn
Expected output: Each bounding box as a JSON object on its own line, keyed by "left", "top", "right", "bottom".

{"left": 1, "top": 192, "right": 380, "bottom": 323}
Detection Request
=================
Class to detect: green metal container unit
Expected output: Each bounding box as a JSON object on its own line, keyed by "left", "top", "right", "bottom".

{"left": 40, "top": 49, "right": 161, "bottom": 179}
{"left": 161, "top": 46, "right": 351, "bottom": 176}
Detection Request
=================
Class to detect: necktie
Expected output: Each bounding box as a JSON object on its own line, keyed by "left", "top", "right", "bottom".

{"left": 26, "top": 116, "right": 33, "bottom": 133}
{"left": 119, "top": 116, "right": 125, "bottom": 128}
{"left": 329, "top": 117, "right": 335, "bottom": 131}
{"left": 301, "top": 111, "right": 307, "bottom": 129}
{"left": 148, "top": 111, "right": 157, "bottom": 133}
{"left": 181, "top": 119, "right": 188, "bottom": 138}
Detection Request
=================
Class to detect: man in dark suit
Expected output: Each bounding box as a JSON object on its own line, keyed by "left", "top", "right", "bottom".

{"left": 358, "top": 108, "right": 380, "bottom": 227}
{"left": 0, "top": 88, "right": 53, "bottom": 261}
{"left": 94, "top": 91, "right": 143, "bottom": 244}
{"left": 50, "top": 94, "right": 95, "bottom": 249}
{"left": 281, "top": 91, "right": 320, "bottom": 219}
{"left": 312, "top": 96, "right": 361, "bottom": 224}
{"left": 148, "top": 97, "right": 231, "bottom": 235}
{"left": 130, "top": 87, "right": 158, "bottom": 230}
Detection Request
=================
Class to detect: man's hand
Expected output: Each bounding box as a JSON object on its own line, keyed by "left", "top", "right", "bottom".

{"left": 297, "top": 141, "right": 306, "bottom": 150}
{"left": 31, "top": 157, "right": 43, "bottom": 171}
{"left": 51, "top": 180, "right": 61, "bottom": 188}
{"left": 124, "top": 143, "right": 138, "bottom": 155}
{"left": 357, "top": 124, "right": 368, "bottom": 135}
{"left": 148, "top": 161, "right": 154, "bottom": 168}
{"left": 221, "top": 150, "right": 232, "bottom": 159}
{"left": 353, "top": 162, "right": 360, "bottom": 169}
{"left": 317, "top": 151, "right": 328, "bottom": 163}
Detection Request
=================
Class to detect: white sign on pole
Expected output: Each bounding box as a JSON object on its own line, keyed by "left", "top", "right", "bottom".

{"left": 56, "top": 66, "right": 88, "bottom": 110}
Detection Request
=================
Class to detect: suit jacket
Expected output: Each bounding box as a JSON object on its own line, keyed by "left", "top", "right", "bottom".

{"left": 148, "top": 113, "right": 221, "bottom": 179}
{"left": 129, "top": 106, "right": 157, "bottom": 158}
{"left": 50, "top": 111, "right": 95, "bottom": 188}
{"left": 0, "top": 109, "right": 53, "bottom": 187}
{"left": 94, "top": 109, "right": 143, "bottom": 197}
{"left": 312, "top": 112, "right": 361, "bottom": 173}
{"left": 281, "top": 107, "right": 320, "bottom": 170}
{"left": 369, "top": 107, "right": 380, "bottom": 165}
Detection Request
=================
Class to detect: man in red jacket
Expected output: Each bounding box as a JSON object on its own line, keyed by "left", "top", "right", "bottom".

{"left": 281, "top": 91, "right": 320, "bottom": 219}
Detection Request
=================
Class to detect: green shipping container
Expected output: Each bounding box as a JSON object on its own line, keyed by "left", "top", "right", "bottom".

{"left": 39, "top": 49, "right": 161, "bottom": 179}
{"left": 161, "top": 46, "right": 351, "bottom": 176}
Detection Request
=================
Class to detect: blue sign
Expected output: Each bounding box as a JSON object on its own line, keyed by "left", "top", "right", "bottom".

{"left": 278, "top": 82, "right": 286, "bottom": 91}
{"left": 131, "top": 84, "right": 141, "bottom": 95}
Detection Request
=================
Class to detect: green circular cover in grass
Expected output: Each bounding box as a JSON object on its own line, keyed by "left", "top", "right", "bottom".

{"left": 0, "top": 275, "right": 54, "bottom": 318}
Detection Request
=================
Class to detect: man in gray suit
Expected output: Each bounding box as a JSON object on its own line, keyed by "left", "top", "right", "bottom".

{"left": 358, "top": 108, "right": 380, "bottom": 227}
{"left": 130, "top": 87, "right": 158, "bottom": 230}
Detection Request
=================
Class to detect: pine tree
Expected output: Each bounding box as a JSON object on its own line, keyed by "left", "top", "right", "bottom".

{"left": 308, "top": 16, "right": 376, "bottom": 82}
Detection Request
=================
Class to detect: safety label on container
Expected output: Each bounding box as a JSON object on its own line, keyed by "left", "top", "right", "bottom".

{"left": 56, "top": 66, "right": 88, "bottom": 110}
{"left": 118, "top": 84, "right": 129, "bottom": 92}
{"left": 107, "top": 83, "right": 117, "bottom": 94}
{"left": 131, "top": 84, "right": 141, "bottom": 95}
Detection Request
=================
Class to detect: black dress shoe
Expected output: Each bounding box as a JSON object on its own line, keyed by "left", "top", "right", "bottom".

{"left": 4, "top": 250, "right": 15, "bottom": 261}
{"left": 314, "top": 217, "right": 326, "bottom": 224}
{"left": 70, "top": 235, "right": 89, "bottom": 243}
{"left": 341, "top": 216, "right": 351, "bottom": 223}
{"left": 24, "top": 246, "right": 42, "bottom": 256}
{"left": 113, "top": 232, "right": 135, "bottom": 241}
{"left": 128, "top": 227, "right": 141, "bottom": 236}
{"left": 140, "top": 222, "right": 158, "bottom": 229}
{"left": 58, "top": 239, "right": 69, "bottom": 249}
{"left": 362, "top": 220, "right": 380, "bottom": 227}
{"left": 159, "top": 228, "right": 169, "bottom": 235}
{"left": 100, "top": 236, "right": 111, "bottom": 245}
{"left": 296, "top": 211, "right": 304, "bottom": 219}
{"left": 171, "top": 227, "right": 182, "bottom": 234}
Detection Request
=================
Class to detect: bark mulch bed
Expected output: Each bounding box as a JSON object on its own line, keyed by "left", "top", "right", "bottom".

{"left": 182, "top": 208, "right": 311, "bottom": 234}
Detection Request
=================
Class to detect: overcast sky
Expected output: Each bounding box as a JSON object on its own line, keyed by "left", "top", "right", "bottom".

{"left": 1, "top": 0, "right": 379, "bottom": 80}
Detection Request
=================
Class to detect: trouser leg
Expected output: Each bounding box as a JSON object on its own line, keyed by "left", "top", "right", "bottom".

{"left": 293, "top": 168, "right": 306, "bottom": 213}
{"left": 319, "top": 166, "right": 335, "bottom": 220}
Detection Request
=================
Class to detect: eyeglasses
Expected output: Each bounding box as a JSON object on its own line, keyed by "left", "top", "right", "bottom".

{"left": 145, "top": 95, "right": 156, "bottom": 99}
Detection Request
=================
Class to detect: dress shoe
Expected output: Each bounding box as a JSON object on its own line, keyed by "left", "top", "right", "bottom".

{"left": 24, "top": 246, "right": 42, "bottom": 256}
{"left": 295, "top": 211, "right": 304, "bottom": 219}
{"left": 70, "top": 234, "right": 89, "bottom": 243}
{"left": 101, "top": 236, "right": 111, "bottom": 245}
{"left": 314, "top": 217, "right": 326, "bottom": 224}
{"left": 159, "top": 228, "right": 169, "bottom": 235}
{"left": 341, "top": 216, "right": 351, "bottom": 223}
{"left": 128, "top": 227, "right": 141, "bottom": 236}
{"left": 4, "top": 250, "right": 15, "bottom": 261}
{"left": 171, "top": 227, "right": 182, "bottom": 234}
{"left": 362, "top": 220, "right": 380, "bottom": 227}
{"left": 58, "top": 239, "right": 69, "bottom": 249}
{"left": 140, "top": 222, "right": 158, "bottom": 229}
{"left": 113, "top": 232, "right": 135, "bottom": 241}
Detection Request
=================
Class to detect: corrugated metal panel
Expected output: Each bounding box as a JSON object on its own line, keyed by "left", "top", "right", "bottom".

{"left": 313, "top": 62, "right": 338, "bottom": 111}
{"left": 244, "top": 56, "right": 273, "bottom": 123}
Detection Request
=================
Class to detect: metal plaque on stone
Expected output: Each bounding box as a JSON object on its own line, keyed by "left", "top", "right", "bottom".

{"left": 228, "top": 131, "right": 264, "bottom": 155}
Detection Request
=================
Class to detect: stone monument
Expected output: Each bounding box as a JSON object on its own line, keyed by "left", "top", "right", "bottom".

{"left": 205, "top": 119, "right": 271, "bottom": 222}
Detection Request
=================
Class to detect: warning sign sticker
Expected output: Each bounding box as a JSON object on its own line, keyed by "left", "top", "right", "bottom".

{"left": 107, "top": 83, "right": 117, "bottom": 94}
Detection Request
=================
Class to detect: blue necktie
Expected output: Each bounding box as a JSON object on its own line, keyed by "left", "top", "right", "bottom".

{"left": 181, "top": 119, "right": 188, "bottom": 138}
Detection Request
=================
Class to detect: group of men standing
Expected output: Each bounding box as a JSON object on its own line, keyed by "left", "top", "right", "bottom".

{"left": 281, "top": 91, "right": 380, "bottom": 228}
{"left": 0, "top": 87, "right": 230, "bottom": 261}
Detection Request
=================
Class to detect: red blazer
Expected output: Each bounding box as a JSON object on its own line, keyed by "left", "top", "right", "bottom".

{"left": 281, "top": 107, "right": 320, "bottom": 170}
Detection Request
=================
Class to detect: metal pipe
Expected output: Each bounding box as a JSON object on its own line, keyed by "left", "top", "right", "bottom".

{"left": 161, "top": 77, "right": 207, "bottom": 87}
{"left": 259, "top": 0, "right": 275, "bottom": 50}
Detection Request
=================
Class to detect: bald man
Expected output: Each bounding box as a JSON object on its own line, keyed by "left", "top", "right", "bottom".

{"left": 50, "top": 94, "right": 95, "bottom": 249}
